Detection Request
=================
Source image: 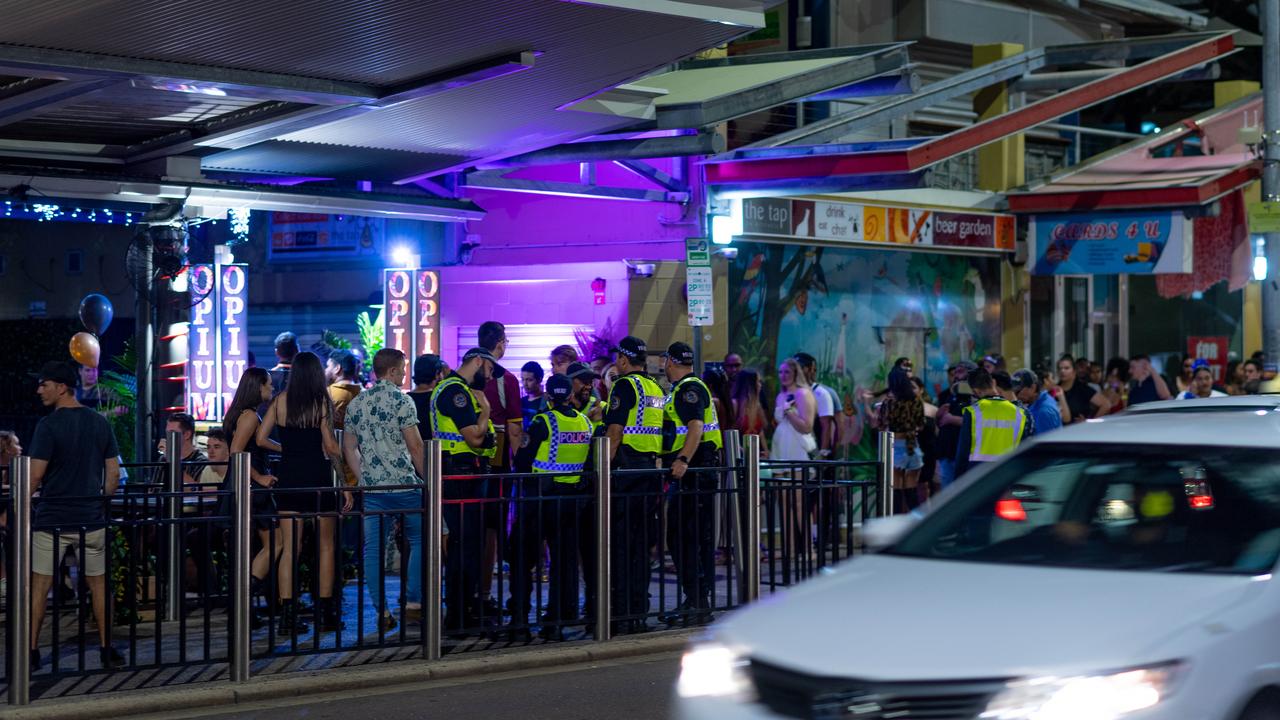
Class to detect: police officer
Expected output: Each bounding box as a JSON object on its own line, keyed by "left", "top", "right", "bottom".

{"left": 601, "top": 336, "right": 665, "bottom": 633}
{"left": 430, "top": 347, "right": 499, "bottom": 633}
{"left": 954, "top": 368, "right": 1028, "bottom": 479}
{"left": 508, "top": 374, "right": 592, "bottom": 641}
{"left": 567, "top": 362, "right": 606, "bottom": 431}
{"left": 564, "top": 360, "right": 605, "bottom": 623}
{"left": 660, "top": 342, "right": 722, "bottom": 625}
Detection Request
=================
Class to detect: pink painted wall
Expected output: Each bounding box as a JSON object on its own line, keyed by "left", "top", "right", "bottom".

{"left": 439, "top": 261, "right": 630, "bottom": 367}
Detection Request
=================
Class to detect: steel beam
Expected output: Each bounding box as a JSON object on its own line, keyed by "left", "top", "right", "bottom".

{"left": 613, "top": 159, "right": 688, "bottom": 192}
{"left": 463, "top": 171, "right": 688, "bottom": 203}
{"left": 1006, "top": 163, "right": 1259, "bottom": 212}
{"left": 1012, "top": 62, "right": 1220, "bottom": 92}
{"left": 804, "top": 70, "right": 920, "bottom": 101}
{"left": 0, "top": 77, "right": 116, "bottom": 128}
{"left": 487, "top": 133, "right": 723, "bottom": 168}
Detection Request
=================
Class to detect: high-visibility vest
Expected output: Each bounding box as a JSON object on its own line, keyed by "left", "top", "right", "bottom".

{"left": 430, "top": 376, "right": 497, "bottom": 458}
{"left": 609, "top": 373, "right": 665, "bottom": 455}
{"left": 532, "top": 408, "right": 593, "bottom": 483}
{"left": 966, "top": 397, "right": 1027, "bottom": 462}
{"left": 662, "top": 375, "right": 722, "bottom": 455}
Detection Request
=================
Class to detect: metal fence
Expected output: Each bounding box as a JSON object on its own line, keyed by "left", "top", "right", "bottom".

{"left": 2, "top": 429, "right": 896, "bottom": 705}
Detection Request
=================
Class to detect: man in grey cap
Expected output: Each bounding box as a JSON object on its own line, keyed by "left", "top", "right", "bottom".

{"left": 1013, "top": 369, "right": 1064, "bottom": 437}
{"left": 935, "top": 360, "right": 977, "bottom": 489}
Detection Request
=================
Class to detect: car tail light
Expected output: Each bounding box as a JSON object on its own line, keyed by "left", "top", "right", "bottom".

{"left": 995, "top": 499, "right": 1027, "bottom": 522}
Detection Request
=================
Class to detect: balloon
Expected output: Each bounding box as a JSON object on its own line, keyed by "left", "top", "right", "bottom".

{"left": 69, "top": 332, "right": 101, "bottom": 368}
{"left": 79, "top": 293, "right": 114, "bottom": 335}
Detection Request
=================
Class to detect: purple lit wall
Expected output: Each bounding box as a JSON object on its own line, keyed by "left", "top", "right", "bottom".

{"left": 438, "top": 261, "right": 630, "bottom": 367}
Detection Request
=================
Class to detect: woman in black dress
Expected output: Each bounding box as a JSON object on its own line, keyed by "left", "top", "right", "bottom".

{"left": 257, "top": 351, "right": 343, "bottom": 632}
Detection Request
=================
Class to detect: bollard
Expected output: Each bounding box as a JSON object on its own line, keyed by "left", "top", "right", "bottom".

{"left": 424, "top": 439, "right": 443, "bottom": 661}
{"left": 721, "top": 430, "right": 744, "bottom": 588}
{"left": 9, "top": 456, "right": 32, "bottom": 705}
{"left": 229, "top": 452, "right": 251, "bottom": 683}
{"left": 742, "top": 435, "right": 761, "bottom": 604}
{"left": 592, "top": 436, "right": 611, "bottom": 642}
{"left": 877, "top": 431, "right": 895, "bottom": 517}
{"left": 165, "top": 428, "right": 183, "bottom": 621}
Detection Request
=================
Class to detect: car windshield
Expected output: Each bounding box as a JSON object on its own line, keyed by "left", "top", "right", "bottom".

{"left": 888, "top": 444, "right": 1280, "bottom": 575}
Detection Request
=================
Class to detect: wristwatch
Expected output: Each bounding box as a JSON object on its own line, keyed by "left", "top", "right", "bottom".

{"left": 675, "top": 455, "right": 690, "bottom": 465}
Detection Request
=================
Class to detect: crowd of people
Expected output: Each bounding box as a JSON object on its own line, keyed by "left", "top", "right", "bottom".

{"left": 9, "top": 326, "right": 1265, "bottom": 667}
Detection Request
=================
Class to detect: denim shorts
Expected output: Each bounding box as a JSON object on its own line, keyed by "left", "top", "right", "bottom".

{"left": 893, "top": 439, "right": 924, "bottom": 471}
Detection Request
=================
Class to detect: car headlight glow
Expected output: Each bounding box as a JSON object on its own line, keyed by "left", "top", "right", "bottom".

{"left": 676, "top": 642, "right": 754, "bottom": 700}
{"left": 981, "top": 662, "right": 1183, "bottom": 720}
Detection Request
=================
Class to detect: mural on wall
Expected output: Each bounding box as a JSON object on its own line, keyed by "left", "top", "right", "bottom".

{"left": 728, "top": 241, "right": 1003, "bottom": 460}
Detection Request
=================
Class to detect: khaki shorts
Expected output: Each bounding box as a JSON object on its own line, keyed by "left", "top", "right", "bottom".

{"left": 33, "top": 529, "right": 107, "bottom": 577}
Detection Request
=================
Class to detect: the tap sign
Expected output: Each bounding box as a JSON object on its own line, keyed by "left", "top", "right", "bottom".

{"left": 383, "top": 269, "right": 415, "bottom": 388}
{"left": 415, "top": 269, "right": 440, "bottom": 357}
{"left": 187, "top": 263, "right": 250, "bottom": 421}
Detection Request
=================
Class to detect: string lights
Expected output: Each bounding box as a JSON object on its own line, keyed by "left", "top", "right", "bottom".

{"left": 3, "top": 200, "right": 139, "bottom": 225}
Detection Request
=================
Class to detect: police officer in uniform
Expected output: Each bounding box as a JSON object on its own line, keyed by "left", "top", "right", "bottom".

{"left": 567, "top": 362, "right": 605, "bottom": 431}
{"left": 430, "top": 347, "right": 499, "bottom": 633}
{"left": 508, "top": 374, "right": 592, "bottom": 641}
{"left": 954, "top": 368, "right": 1028, "bottom": 480}
{"left": 660, "top": 342, "right": 722, "bottom": 624}
{"left": 601, "top": 336, "right": 665, "bottom": 633}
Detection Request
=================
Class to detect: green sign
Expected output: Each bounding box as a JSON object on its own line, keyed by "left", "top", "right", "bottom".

{"left": 1248, "top": 201, "right": 1280, "bottom": 233}
{"left": 685, "top": 238, "right": 711, "bottom": 267}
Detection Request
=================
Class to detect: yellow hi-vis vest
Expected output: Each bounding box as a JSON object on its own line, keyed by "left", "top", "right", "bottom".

{"left": 430, "top": 376, "right": 497, "bottom": 457}
{"left": 966, "top": 397, "right": 1027, "bottom": 462}
{"left": 662, "top": 375, "right": 722, "bottom": 455}
{"left": 609, "top": 373, "right": 665, "bottom": 455}
{"left": 532, "top": 408, "right": 593, "bottom": 483}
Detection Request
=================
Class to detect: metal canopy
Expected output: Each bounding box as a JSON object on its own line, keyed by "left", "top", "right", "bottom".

{"left": 0, "top": 0, "right": 763, "bottom": 190}
{"left": 1006, "top": 92, "right": 1262, "bottom": 212}
{"left": 703, "top": 32, "right": 1236, "bottom": 187}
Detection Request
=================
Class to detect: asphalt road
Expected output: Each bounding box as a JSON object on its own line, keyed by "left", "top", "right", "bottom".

{"left": 147, "top": 652, "right": 682, "bottom": 720}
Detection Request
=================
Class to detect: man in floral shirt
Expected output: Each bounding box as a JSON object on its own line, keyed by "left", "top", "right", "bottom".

{"left": 343, "top": 348, "right": 430, "bottom": 632}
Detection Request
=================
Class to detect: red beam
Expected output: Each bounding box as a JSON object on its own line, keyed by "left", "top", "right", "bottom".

{"left": 906, "top": 33, "right": 1235, "bottom": 171}
{"left": 702, "top": 149, "right": 912, "bottom": 184}
{"left": 1006, "top": 164, "right": 1258, "bottom": 213}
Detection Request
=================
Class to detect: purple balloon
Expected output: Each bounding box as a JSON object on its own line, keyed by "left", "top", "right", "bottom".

{"left": 79, "top": 293, "right": 114, "bottom": 335}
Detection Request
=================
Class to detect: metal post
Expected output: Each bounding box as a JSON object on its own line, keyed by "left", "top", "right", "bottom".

{"left": 592, "top": 436, "right": 611, "bottom": 641}
{"left": 722, "top": 430, "right": 743, "bottom": 578}
{"left": 164, "top": 428, "right": 183, "bottom": 621}
{"left": 134, "top": 229, "right": 153, "bottom": 463}
{"left": 1262, "top": 0, "right": 1280, "bottom": 359}
{"left": 877, "top": 431, "right": 895, "bottom": 517}
{"left": 424, "top": 440, "right": 443, "bottom": 661}
{"left": 229, "top": 452, "right": 251, "bottom": 683}
{"left": 742, "top": 434, "right": 760, "bottom": 604}
{"left": 9, "top": 456, "right": 32, "bottom": 706}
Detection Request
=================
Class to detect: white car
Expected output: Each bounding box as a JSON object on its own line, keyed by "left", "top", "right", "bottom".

{"left": 1123, "top": 394, "right": 1280, "bottom": 415}
{"left": 675, "top": 411, "right": 1280, "bottom": 720}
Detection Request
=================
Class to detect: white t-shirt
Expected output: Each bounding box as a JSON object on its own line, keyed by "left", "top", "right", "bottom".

{"left": 1177, "top": 390, "right": 1227, "bottom": 400}
{"left": 812, "top": 383, "right": 836, "bottom": 418}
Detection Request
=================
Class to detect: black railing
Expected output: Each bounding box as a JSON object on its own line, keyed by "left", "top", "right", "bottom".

{"left": 2, "top": 429, "right": 897, "bottom": 705}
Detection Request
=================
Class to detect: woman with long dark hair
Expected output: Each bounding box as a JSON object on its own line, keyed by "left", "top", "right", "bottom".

{"left": 221, "top": 367, "right": 284, "bottom": 630}
{"left": 257, "top": 351, "right": 343, "bottom": 633}
{"left": 702, "top": 366, "right": 736, "bottom": 432}
{"left": 730, "top": 368, "right": 770, "bottom": 451}
{"left": 872, "top": 367, "right": 925, "bottom": 513}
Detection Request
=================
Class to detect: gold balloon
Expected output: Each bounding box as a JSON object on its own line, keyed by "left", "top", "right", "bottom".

{"left": 69, "top": 332, "right": 100, "bottom": 368}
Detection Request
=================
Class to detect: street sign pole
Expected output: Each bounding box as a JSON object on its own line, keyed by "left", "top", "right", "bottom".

{"left": 1263, "top": 0, "right": 1280, "bottom": 360}
{"left": 686, "top": 238, "right": 713, "bottom": 373}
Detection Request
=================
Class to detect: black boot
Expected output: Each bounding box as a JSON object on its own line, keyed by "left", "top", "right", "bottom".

{"left": 278, "top": 599, "right": 310, "bottom": 634}
{"left": 317, "top": 597, "right": 345, "bottom": 632}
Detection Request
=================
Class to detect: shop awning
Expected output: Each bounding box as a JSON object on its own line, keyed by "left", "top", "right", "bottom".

{"left": 1006, "top": 92, "right": 1262, "bottom": 212}
{"left": 702, "top": 32, "right": 1236, "bottom": 190}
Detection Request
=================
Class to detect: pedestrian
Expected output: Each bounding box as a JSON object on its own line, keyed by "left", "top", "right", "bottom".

{"left": 590, "top": 353, "right": 614, "bottom": 381}
{"left": 430, "top": 347, "right": 499, "bottom": 633}
{"left": 408, "top": 353, "right": 447, "bottom": 443}
{"left": 793, "top": 353, "right": 836, "bottom": 460}
{"left": 771, "top": 357, "right": 816, "bottom": 560}
{"left": 702, "top": 365, "right": 736, "bottom": 432}
{"left": 566, "top": 361, "right": 605, "bottom": 428}
{"left": 1127, "top": 354, "right": 1173, "bottom": 406}
{"left": 910, "top": 376, "right": 940, "bottom": 497}
{"left": 955, "top": 369, "right": 1028, "bottom": 479}
{"left": 874, "top": 368, "right": 924, "bottom": 512}
{"left": 269, "top": 331, "right": 299, "bottom": 396}
{"left": 326, "top": 349, "right": 363, "bottom": 429}
{"left": 256, "top": 351, "right": 344, "bottom": 633}
{"left": 660, "top": 342, "right": 722, "bottom": 625}
{"left": 1225, "top": 360, "right": 1244, "bottom": 396}
{"left": 722, "top": 353, "right": 743, "bottom": 385}
{"left": 343, "top": 348, "right": 430, "bottom": 633}
{"left": 508, "top": 374, "right": 591, "bottom": 641}
{"left": 550, "top": 345, "right": 578, "bottom": 377}
{"left": 221, "top": 367, "right": 282, "bottom": 631}
{"left": 520, "top": 361, "right": 548, "bottom": 430}
{"left": 0, "top": 430, "right": 21, "bottom": 600}
{"left": 1178, "top": 362, "right": 1227, "bottom": 400}
{"left": 163, "top": 412, "right": 207, "bottom": 485}
{"left": 730, "top": 368, "right": 769, "bottom": 450}
{"left": 1013, "top": 369, "right": 1064, "bottom": 437}
{"left": 564, "top": 360, "right": 602, "bottom": 623}
{"left": 600, "top": 336, "right": 665, "bottom": 633}
{"left": 1100, "top": 357, "right": 1130, "bottom": 413}
{"left": 74, "top": 363, "right": 118, "bottom": 411}
{"left": 477, "top": 322, "right": 523, "bottom": 615}
{"left": 1057, "top": 354, "right": 1110, "bottom": 422}
{"left": 935, "top": 361, "right": 976, "bottom": 488}
{"left": 598, "top": 362, "right": 619, "bottom": 399}
{"left": 27, "top": 361, "right": 125, "bottom": 670}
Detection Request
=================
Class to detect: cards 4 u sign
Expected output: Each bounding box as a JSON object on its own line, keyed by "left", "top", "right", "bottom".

{"left": 742, "top": 197, "right": 1015, "bottom": 252}
{"left": 383, "top": 268, "right": 441, "bottom": 389}
{"left": 1029, "top": 211, "right": 1192, "bottom": 275}
{"left": 187, "top": 264, "right": 249, "bottom": 421}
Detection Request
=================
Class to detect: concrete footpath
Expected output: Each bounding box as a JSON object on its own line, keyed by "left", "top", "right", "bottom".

{"left": 6, "top": 630, "right": 699, "bottom": 720}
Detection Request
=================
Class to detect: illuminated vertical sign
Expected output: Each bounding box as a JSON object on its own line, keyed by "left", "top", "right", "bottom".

{"left": 219, "top": 264, "right": 248, "bottom": 413}
{"left": 188, "top": 264, "right": 219, "bottom": 420}
{"left": 187, "top": 263, "right": 249, "bottom": 421}
{"left": 383, "top": 269, "right": 414, "bottom": 388}
{"left": 415, "top": 269, "right": 440, "bottom": 357}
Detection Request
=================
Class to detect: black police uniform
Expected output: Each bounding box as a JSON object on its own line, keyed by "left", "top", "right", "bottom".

{"left": 664, "top": 377, "right": 722, "bottom": 617}
{"left": 508, "top": 403, "right": 591, "bottom": 637}
{"left": 433, "top": 372, "right": 493, "bottom": 630}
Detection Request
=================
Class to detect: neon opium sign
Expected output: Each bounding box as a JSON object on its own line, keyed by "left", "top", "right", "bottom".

{"left": 187, "top": 263, "right": 249, "bottom": 421}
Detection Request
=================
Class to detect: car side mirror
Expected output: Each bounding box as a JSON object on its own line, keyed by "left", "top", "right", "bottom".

{"left": 863, "top": 515, "right": 919, "bottom": 552}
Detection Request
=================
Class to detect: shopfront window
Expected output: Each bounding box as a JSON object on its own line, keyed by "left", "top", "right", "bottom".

{"left": 1128, "top": 276, "right": 1243, "bottom": 374}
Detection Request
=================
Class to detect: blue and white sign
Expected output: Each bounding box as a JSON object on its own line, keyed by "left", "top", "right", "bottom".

{"left": 1030, "top": 211, "right": 1192, "bottom": 275}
